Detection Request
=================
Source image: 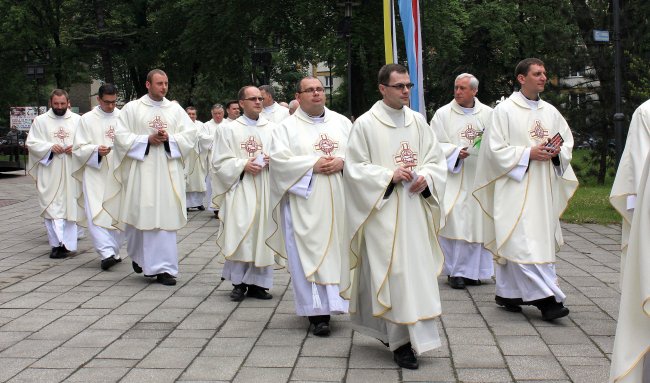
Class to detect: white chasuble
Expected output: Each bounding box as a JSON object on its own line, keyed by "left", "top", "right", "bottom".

{"left": 610, "top": 99, "right": 650, "bottom": 281}
{"left": 473, "top": 93, "right": 578, "bottom": 265}
{"left": 261, "top": 102, "right": 290, "bottom": 124}
{"left": 341, "top": 101, "right": 447, "bottom": 325}
{"left": 26, "top": 109, "right": 80, "bottom": 221}
{"left": 103, "top": 95, "right": 197, "bottom": 231}
{"left": 72, "top": 106, "right": 120, "bottom": 229}
{"left": 185, "top": 120, "right": 211, "bottom": 193}
{"left": 430, "top": 98, "right": 491, "bottom": 243}
{"left": 267, "top": 107, "right": 352, "bottom": 285}
{"left": 212, "top": 116, "right": 277, "bottom": 267}
{"left": 609, "top": 152, "right": 650, "bottom": 383}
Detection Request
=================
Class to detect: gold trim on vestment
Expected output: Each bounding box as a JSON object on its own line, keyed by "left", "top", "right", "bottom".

{"left": 613, "top": 346, "right": 650, "bottom": 383}
{"left": 304, "top": 175, "right": 336, "bottom": 280}
{"left": 376, "top": 188, "right": 400, "bottom": 311}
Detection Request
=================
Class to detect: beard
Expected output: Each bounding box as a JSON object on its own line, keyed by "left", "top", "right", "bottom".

{"left": 52, "top": 108, "right": 67, "bottom": 116}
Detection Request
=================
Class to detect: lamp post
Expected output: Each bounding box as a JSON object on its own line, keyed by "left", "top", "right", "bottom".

{"left": 327, "top": 56, "right": 333, "bottom": 108}
{"left": 26, "top": 62, "right": 46, "bottom": 115}
{"left": 338, "top": 1, "right": 360, "bottom": 118}
{"left": 612, "top": 0, "right": 624, "bottom": 166}
{"left": 249, "top": 35, "right": 281, "bottom": 86}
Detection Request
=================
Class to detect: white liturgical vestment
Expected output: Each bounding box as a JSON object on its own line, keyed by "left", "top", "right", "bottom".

{"left": 261, "top": 102, "right": 290, "bottom": 124}
{"left": 341, "top": 101, "right": 447, "bottom": 354}
{"left": 185, "top": 120, "right": 211, "bottom": 207}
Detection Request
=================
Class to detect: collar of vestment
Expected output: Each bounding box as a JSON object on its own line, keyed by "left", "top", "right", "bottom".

{"left": 451, "top": 98, "right": 482, "bottom": 115}
{"left": 294, "top": 106, "right": 330, "bottom": 124}
{"left": 234, "top": 114, "right": 269, "bottom": 127}
{"left": 511, "top": 91, "right": 544, "bottom": 110}
{"left": 370, "top": 100, "right": 414, "bottom": 128}
{"left": 93, "top": 105, "right": 119, "bottom": 118}
{"left": 139, "top": 94, "right": 172, "bottom": 108}
{"left": 46, "top": 109, "right": 74, "bottom": 120}
{"left": 263, "top": 102, "right": 278, "bottom": 113}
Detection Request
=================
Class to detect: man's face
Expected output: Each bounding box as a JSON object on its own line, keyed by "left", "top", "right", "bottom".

{"left": 454, "top": 77, "right": 477, "bottom": 108}
{"left": 212, "top": 108, "right": 224, "bottom": 123}
{"left": 227, "top": 103, "right": 240, "bottom": 119}
{"left": 146, "top": 73, "right": 169, "bottom": 101}
{"left": 239, "top": 87, "right": 263, "bottom": 119}
{"left": 186, "top": 109, "right": 197, "bottom": 122}
{"left": 379, "top": 71, "right": 411, "bottom": 109}
{"left": 260, "top": 89, "right": 273, "bottom": 108}
{"left": 518, "top": 64, "right": 547, "bottom": 96}
{"left": 97, "top": 93, "right": 117, "bottom": 114}
{"left": 295, "top": 78, "right": 325, "bottom": 115}
{"left": 51, "top": 95, "right": 68, "bottom": 116}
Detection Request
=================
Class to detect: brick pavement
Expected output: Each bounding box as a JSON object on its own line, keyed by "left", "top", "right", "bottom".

{"left": 0, "top": 172, "right": 621, "bottom": 382}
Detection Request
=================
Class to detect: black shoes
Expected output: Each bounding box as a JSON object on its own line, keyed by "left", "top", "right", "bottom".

{"left": 447, "top": 276, "right": 466, "bottom": 289}
{"left": 463, "top": 278, "right": 482, "bottom": 286}
{"left": 495, "top": 295, "right": 524, "bottom": 312}
{"left": 393, "top": 343, "right": 418, "bottom": 369}
{"left": 187, "top": 205, "right": 205, "bottom": 212}
{"left": 246, "top": 285, "right": 273, "bottom": 300}
{"left": 309, "top": 315, "right": 331, "bottom": 336}
{"left": 197, "top": 205, "right": 205, "bottom": 211}
{"left": 49, "top": 245, "right": 70, "bottom": 259}
{"left": 230, "top": 284, "right": 247, "bottom": 301}
{"left": 101, "top": 255, "right": 121, "bottom": 270}
{"left": 532, "top": 296, "right": 570, "bottom": 321}
{"left": 132, "top": 261, "right": 143, "bottom": 274}
{"left": 156, "top": 272, "right": 177, "bottom": 286}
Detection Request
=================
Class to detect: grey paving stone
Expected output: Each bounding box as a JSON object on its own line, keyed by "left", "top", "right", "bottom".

{"left": 505, "top": 355, "right": 568, "bottom": 380}
{"left": 84, "top": 358, "right": 139, "bottom": 368}
{"left": 120, "top": 368, "right": 183, "bottom": 383}
{"left": 345, "top": 368, "right": 399, "bottom": 383}
{"left": 6, "top": 367, "right": 73, "bottom": 383}
{"left": 402, "top": 356, "right": 454, "bottom": 381}
{"left": 96, "top": 338, "right": 158, "bottom": 359}
{"left": 64, "top": 329, "right": 123, "bottom": 348}
{"left": 536, "top": 326, "right": 592, "bottom": 345}
{"left": 180, "top": 356, "right": 244, "bottom": 381}
{"left": 257, "top": 328, "right": 307, "bottom": 346}
{"left": 177, "top": 313, "right": 228, "bottom": 329}
{"left": 0, "top": 357, "right": 37, "bottom": 381}
{"left": 202, "top": 337, "right": 256, "bottom": 357}
{"left": 348, "top": 344, "right": 394, "bottom": 368}
{"left": 564, "top": 363, "right": 610, "bottom": 383}
{"left": 296, "top": 356, "right": 348, "bottom": 369}
{"left": 548, "top": 343, "right": 606, "bottom": 357}
{"left": 245, "top": 345, "right": 300, "bottom": 367}
{"left": 64, "top": 367, "right": 130, "bottom": 382}
{"left": 291, "top": 367, "right": 346, "bottom": 382}
{"left": 31, "top": 347, "right": 100, "bottom": 368}
{"left": 441, "top": 313, "right": 485, "bottom": 328}
{"left": 216, "top": 319, "right": 266, "bottom": 338}
{"left": 445, "top": 327, "right": 495, "bottom": 345}
{"left": 137, "top": 347, "right": 201, "bottom": 369}
{"left": 450, "top": 344, "right": 506, "bottom": 368}
{"left": 234, "top": 367, "right": 292, "bottom": 383}
{"left": 497, "top": 335, "right": 552, "bottom": 356}
{"left": 456, "top": 368, "right": 513, "bottom": 382}
{"left": 0, "top": 339, "right": 63, "bottom": 358}
{"left": 301, "top": 336, "right": 351, "bottom": 358}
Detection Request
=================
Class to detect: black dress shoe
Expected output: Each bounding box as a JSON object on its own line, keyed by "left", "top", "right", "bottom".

{"left": 197, "top": 205, "right": 205, "bottom": 211}
{"left": 49, "top": 246, "right": 66, "bottom": 259}
{"left": 132, "top": 261, "right": 143, "bottom": 274}
{"left": 214, "top": 210, "right": 220, "bottom": 219}
{"left": 101, "top": 255, "right": 121, "bottom": 270}
{"left": 246, "top": 285, "right": 272, "bottom": 300}
{"left": 448, "top": 276, "right": 466, "bottom": 289}
{"left": 393, "top": 343, "right": 418, "bottom": 370}
{"left": 531, "top": 296, "right": 570, "bottom": 321}
{"left": 59, "top": 245, "right": 70, "bottom": 254}
{"left": 230, "top": 284, "right": 247, "bottom": 301}
{"left": 156, "top": 272, "right": 177, "bottom": 286}
{"left": 495, "top": 295, "right": 523, "bottom": 312}
{"left": 462, "top": 278, "right": 482, "bottom": 286}
{"left": 312, "top": 322, "right": 331, "bottom": 337}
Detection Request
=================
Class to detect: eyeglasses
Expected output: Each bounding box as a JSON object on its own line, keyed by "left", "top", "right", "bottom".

{"left": 298, "top": 87, "right": 325, "bottom": 94}
{"left": 243, "top": 97, "right": 264, "bottom": 102}
{"left": 382, "top": 83, "right": 415, "bottom": 90}
{"left": 99, "top": 99, "right": 117, "bottom": 105}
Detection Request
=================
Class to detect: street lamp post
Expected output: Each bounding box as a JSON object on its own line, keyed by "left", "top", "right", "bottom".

{"left": 26, "top": 63, "right": 45, "bottom": 115}
{"left": 612, "top": 0, "right": 624, "bottom": 166}
{"left": 249, "top": 36, "right": 281, "bottom": 86}
{"left": 338, "top": 1, "right": 360, "bottom": 118}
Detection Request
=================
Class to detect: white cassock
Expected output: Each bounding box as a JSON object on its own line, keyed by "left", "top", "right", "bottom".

{"left": 185, "top": 119, "right": 211, "bottom": 208}
{"left": 341, "top": 101, "right": 448, "bottom": 354}
{"left": 473, "top": 92, "right": 578, "bottom": 303}
{"left": 261, "top": 102, "right": 290, "bottom": 124}
{"left": 610, "top": 99, "right": 650, "bottom": 283}
{"left": 103, "top": 95, "right": 197, "bottom": 277}
{"left": 267, "top": 107, "right": 351, "bottom": 317}
{"left": 429, "top": 98, "right": 493, "bottom": 281}
{"left": 212, "top": 115, "right": 276, "bottom": 288}
{"left": 26, "top": 109, "right": 80, "bottom": 251}
{"left": 209, "top": 119, "right": 229, "bottom": 212}
{"left": 202, "top": 119, "right": 222, "bottom": 211}
{"left": 609, "top": 150, "right": 650, "bottom": 383}
{"left": 71, "top": 106, "right": 124, "bottom": 259}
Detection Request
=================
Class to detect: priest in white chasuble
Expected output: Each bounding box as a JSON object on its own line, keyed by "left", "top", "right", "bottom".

{"left": 473, "top": 58, "right": 578, "bottom": 321}
{"left": 212, "top": 86, "right": 277, "bottom": 302}
{"left": 341, "top": 64, "right": 447, "bottom": 370}
{"left": 609, "top": 149, "right": 650, "bottom": 383}
{"left": 260, "top": 85, "right": 290, "bottom": 123}
{"left": 204, "top": 104, "right": 226, "bottom": 217}
{"left": 103, "top": 69, "right": 197, "bottom": 286}
{"left": 267, "top": 76, "right": 351, "bottom": 337}
{"left": 71, "top": 83, "right": 124, "bottom": 270}
{"left": 184, "top": 106, "right": 211, "bottom": 211}
{"left": 610, "top": 99, "right": 650, "bottom": 283}
{"left": 429, "top": 73, "right": 493, "bottom": 290}
{"left": 26, "top": 89, "right": 81, "bottom": 259}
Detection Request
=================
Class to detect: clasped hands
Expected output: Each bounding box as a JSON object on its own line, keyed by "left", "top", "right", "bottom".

{"left": 244, "top": 154, "right": 270, "bottom": 176}
{"left": 313, "top": 156, "right": 344, "bottom": 175}
{"left": 148, "top": 129, "right": 169, "bottom": 145}
{"left": 530, "top": 140, "right": 561, "bottom": 161}
{"left": 393, "top": 166, "right": 427, "bottom": 194}
{"left": 51, "top": 144, "right": 72, "bottom": 155}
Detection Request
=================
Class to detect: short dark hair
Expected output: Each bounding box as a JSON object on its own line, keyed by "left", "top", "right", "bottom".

{"left": 295, "top": 76, "right": 322, "bottom": 94}
{"left": 226, "top": 100, "right": 240, "bottom": 109}
{"left": 146, "top": 69, "right": 167, "bottom": 83}
{"left": 49, "top": 89, "right": 69, "bottom": 102}
{"left": 185, "top": 106, "right": 197, "bottom": 112}
{"left": 237, "top": 86, "right": 256, "bottom": 100}
{"left": 98, "top": 83, "right": 118, "bottom": 98}
{"left": 515, "top": 58, "right": 545, "bottom": 78}
{"left": 378, "top": 64, "right": 408, "bottom": 85}
{"left": 259, "top": 85, "right": 275, "bottom": 99}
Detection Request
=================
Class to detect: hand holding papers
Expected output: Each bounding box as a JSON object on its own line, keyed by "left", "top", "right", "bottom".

{"left": 393, "top": 166, "right": 425, "bottom": 198}
{"left": 244, "top": 156, "right": 264, "bottom": 176}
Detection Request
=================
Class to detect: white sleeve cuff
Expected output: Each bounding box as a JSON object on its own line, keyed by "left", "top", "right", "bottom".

{"left": 127, "top": 136, "right": 149, "bottom": 161}
{"left": 506, "top": 148, "right": 530, "bottom": 182}
{"left": 86, "top": 147, "right": 101, "bottom": 169}
{"left": 288, "top": 169, "right": 314, "bottom": 199}
{"left": 627, "top": 195, "right": 637, "bottom": 211}
{"left": 39, "top": 150, "right": 54, "bottom": 166}
{"left": 166, "top": 135, "right": 181, "bottom": 159}
{"left": 447, "top": 147, "right": 463, "bottom": 174}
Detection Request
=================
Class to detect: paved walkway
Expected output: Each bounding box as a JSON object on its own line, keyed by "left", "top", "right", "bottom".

{"left": 0, "top": 172, "right": 621, "bottom": 382}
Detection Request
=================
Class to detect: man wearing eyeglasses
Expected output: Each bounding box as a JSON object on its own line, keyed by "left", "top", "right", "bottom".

{"left": 341, "top": 64, "right": 447, "bottom": 369}
{"left": 429, "top": 73, "right": 493, "bottom": 290}
{"left": 71, "top": 83, "right": 125, "bottom": 270}
{"left": 184, "top": 106, "right": 211, "bottom": 212}
{"left": 268, "top": 76, "right": 352, "bottom": 337}
{"left": 260, "top": 85, "right": 290, "bottom": 123}
{"left": 103, "top": 69, "right": 197, "bottom": 286}
{"left": 26, "top": 89, "right": 81, "bottom": 259}
{"left": 212, "top": 86, "right": 277, "bottom": 301}
{"left": 205, "top": 104, "right": 226, "bottom": 218}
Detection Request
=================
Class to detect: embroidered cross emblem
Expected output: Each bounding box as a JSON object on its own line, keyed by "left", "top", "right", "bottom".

{"left": 394, "top": 141, "right": 418, "bottom": 169}
{"left": 105, "top": 126, "right": 115, "bottom": 142}
{"left": 529, "top": 119, "right": 548, "bottom": 141}
{"left": 148, "top": 115, "right": 167, "bottom": 131}
{"left": 314, "top": 133, "right": 339, "bottom": 156}
{"left": 460, "top": 123, "right": 481, "bottom": 144}
{"left": 53, "top": 127, "right": 69, "bottom": 143}
{"left": 240, "top": 136, "right": 262, "bottom": 157}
